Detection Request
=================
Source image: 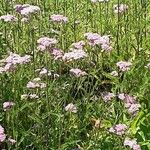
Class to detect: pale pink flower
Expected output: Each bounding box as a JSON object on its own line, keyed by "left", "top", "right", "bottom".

{"left": 116, "top": 61, "right": 132, "bottom": 72}
{"left": 124, "top": 138, "right": 137, "bottom": 148}
{"left": 133, "top": 144, "right": 141, "bottom": 150}
{"left": 15, "top": 4, "right": 40, "bottom": 16}
{"left": 36, "top": 68, "right": 52, "bottom": 76}
{"left": 118, "top": 93, "right": 126, "bottom": 100}
{"left": 101, "top": 92, "right": 115, "bottom": 102}
{"left": 124, "top": 138, "right": 141, "bottom": 150}
{"left": 123, "top": 94, "right": 136, "bottom": 104}
{"left": 84, "top": 32, "right": 101, "bottom": 46}
{"left": 110, "top": 71, "right": 118, "bottom": 76}
{"left": 5, "top": 52, "right": 31, "bottom": 65}
{"left": 84, "top": 33, "right": 112, "bottom": 51}
{"left": 71, "top": 41, "right": 85, "bottom": 49}
{"left": 118, "top": 94, "right": 141, "bottom": 116}
{"left": 3, "top": 102, "right": 15, "bottom": 111}
{"left": 26, "top": 81, "right": 39, "bottom": 88}
{"left": 126, "top": 104, "right": 141, "bottom": 116}
{"left": 50, "top": 48, "right": 63, "bottom": 60}
{"left": 39, "top": 68, "right": 48, "bottom": 75}
{"left": 70, "top": 68, "right": 87, "bottom": 77}
{"left": 101, "top": 44, "right": 112, "bottom": 52}
{"left": 0, "top": 125, "right": 6, "bottom": 142}
{"left": 114, "top": 4, "right": 128, "bottom": 14}
{"left": 37, "top": 45, "right": 46, "bottom": 51}
{"left": 63, "top": 49, "right": 87, "bottom": 62}
{"left": 26, "top": 78, "right": 46, "bottom": 89}
{"left": 0, "top": 14, "right": 17, "bottom": 22}
{"left": 37, "top": 37, "right": 58, "bottom": 51}
{"left": 50, "top": 14, "right": 68, "bottom": 23}
{"left": 0, "top": 133, "right": 6, "bottom": 142}
{"left": 14, "top": 4, "right": 30, "bottom": 12}
{"left": 0, "top": 125, "right": 4, "bottom": 134}
{"left": 65, "top": 103, "right": 77, "bottom": 113}
{"left": 8, "top": 138, "right": 16, "bottom": 144}
{"left": 109, "top": 124, "right": 127, "bottom": 135}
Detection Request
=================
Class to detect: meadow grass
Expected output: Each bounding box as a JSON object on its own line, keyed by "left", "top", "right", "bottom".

{"left": 0, "top": 0, "right": 150, "bottom": 149}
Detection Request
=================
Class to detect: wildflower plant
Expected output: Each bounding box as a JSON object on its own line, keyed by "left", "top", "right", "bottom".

{"left": 0, "top": 0, "right": 150, "bottom": 149}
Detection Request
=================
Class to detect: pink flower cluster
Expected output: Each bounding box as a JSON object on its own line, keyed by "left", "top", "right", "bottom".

{"left": 84, "top": 33, "right": 112, "bottom": 51}
{"left": 50, "top": 48, "right": 63, "bottom": 60}
{"left": 62, "top": 49, "right": 87, "bottom": 62}
{"left": 0, "top": 14, "right": 17, "bottom": 22}
{"left": 71, "top": 41, "right": 85, "bottom": 49}
{"left": 113, "top": 4, "right": 128, "bottom": 14}
{"left": 37, "top": 37, "right": 58, "bottom": 51}
{"left": 35, "top": 68, "right": 59, "bottom": 78}
{"left": 101, "top": 92, "right": 115, "bottom": 102}
{"left": 0, "top": 53, "right": 31, "bottom": 74}
{"left": 14, "top": 4, "right": 40, "bottom": 16}
{"left": 3, "top": 102, "right": 15, "bottom": 111}
{"left": 65, "top": 103, "right": 77, "bottom": 113}
{"left": 116, "top": 61, "right": 132, "bottom": 72}
{"left": 27, "top": 78, "right": 46, "bottom": 89}
{"left": 36, "top": 68, "right": 52, "bottom": 76}
{"left": 118, "top": 93, "right": 141, "bottom": 116}
{"left": 110, "top": 70, "right": 118, "bottom": 76}
{"left": 50, "top": 14, "right": 68, "bottom": 23}
{"left": 70, "top": 68, "right": 87, "bottom": 77}
{"left": 124, "top": 138, "right": 141, "bottom": 150}
{"left": 109, "top": 124, "right": 127, "bottom": 136}
{"left": 0, "top": 125, "right": 6, "bottom": 142}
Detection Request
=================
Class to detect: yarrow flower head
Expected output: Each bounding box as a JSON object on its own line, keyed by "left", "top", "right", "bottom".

{"left": 113, "top": 4, "right": 128, "bottom": 14}
{"left": 36, "top": 68, "right": 52, "bottom": 76}
{"left": 0, "top": 14, "right": 17, "bottom": 22}
{"left": 110, "top": 70, "right": 118, "bottom": 76}
{"left": 37, "top": 37, "right": 58, "bottom": 51}
{"left": 5, "top": 53, "right": 31, "bottom": 65}
{"left": 109, "top": 124, "right": 127, "bottom": 136}
{"left": 124, "top": 138, "right": 141, "bottom": 150}
{"left": 21, "top": 94, "right": 39, "bottom": 100}
{"left": 50, "top": 48, "right": 63, "bottom": 60}
{"left": 65, "top": 103, "right": 77, "bottom": 113}
{"left": 116, "top": 61, "right": 132, "bottom": 72}
{"left": 3, "top": 102, "right": 15, "bottom": 111}
{"left": 14, "top": 4, "right": 40, "bottom": 16}
{"left": 118, "top": 93, "right": 141, "bottom": 116}
{"left": 26, "top": 78, "right": 46, "bottom": 89}
{"left": 70, "top": 68, "right": 87, "bottom": 77}
{"left": 0, "top": 52, "right": 31, "bottom": 74}
{"left": 84, "top": 32, "right": 112, "bottom": 51}
{"left": 71, "top": 41, "right": 85, "bottom": 49}
{"left": 0, "top": 125, "right": 6, "bottom": 142}
{"left": 63, "top": 49, "right": 87, "bottom": 62}
{"left": 8, "top": 138, "right": 16, "bottom": 145}
{"left": 101, "top": 92, "right": 115, "bottom": 102}
{"left": 50, "top": 14, "right": 68, "bottom": 23}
